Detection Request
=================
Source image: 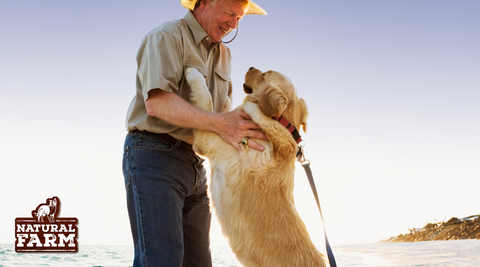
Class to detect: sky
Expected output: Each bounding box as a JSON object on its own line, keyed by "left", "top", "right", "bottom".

{"left": 1, "top": 0, "right": 479, "bottom": 253}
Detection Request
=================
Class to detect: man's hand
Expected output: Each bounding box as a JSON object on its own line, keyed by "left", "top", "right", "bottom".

{"left": 216, "top": 110, "right": 268, "bottom": 153}
{"left": 145, "top": 89, "right": 268, "bottom": 153}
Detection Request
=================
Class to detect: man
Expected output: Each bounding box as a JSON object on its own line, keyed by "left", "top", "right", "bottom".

{"left": 123, "top": 0, "right": 267, "bottom": 266}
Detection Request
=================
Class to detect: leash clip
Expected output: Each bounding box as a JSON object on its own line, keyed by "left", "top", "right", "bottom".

{"left": 296, "top": 143, "right": 310, "bottom": 165}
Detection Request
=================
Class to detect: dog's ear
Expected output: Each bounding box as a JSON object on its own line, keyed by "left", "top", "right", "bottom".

{"left": 259, "top": 85, "right": 288, "bottom": 118}
{"left": 298, "top": 98, "right": 308, "bottom": 133}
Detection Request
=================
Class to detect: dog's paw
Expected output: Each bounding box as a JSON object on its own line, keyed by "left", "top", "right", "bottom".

{"left": 185, "top": 67, "right": 205, "bottom": 87}
{"left": 242, "top": 102, "right": 267, "bottom": 123}
{"left": 185, "top": 68, "right": 213, "bottom": 111}
{"left": 242, "top": 101, "right": 259, "bottom": 113}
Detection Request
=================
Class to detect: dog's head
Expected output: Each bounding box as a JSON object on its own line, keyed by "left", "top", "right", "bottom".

{"left": 243, "top": 67, "right": 308, "bottom": 133}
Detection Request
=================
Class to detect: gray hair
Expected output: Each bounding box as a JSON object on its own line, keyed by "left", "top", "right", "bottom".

{"left": 194, "top": 0, "right": 217, "bottom": 10}
{"left": 194, "top": 0, "right": 247, "bottom": 10}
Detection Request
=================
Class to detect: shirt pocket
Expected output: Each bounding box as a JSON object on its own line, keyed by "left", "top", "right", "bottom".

{"left": 179, "top": 64, "right": 209, "bottom": 101}
{"left": 213, "top": 69, "right": 232, "bottom": 113}
{"left": 185, "top": 64, "right": 209, "bottom": 77}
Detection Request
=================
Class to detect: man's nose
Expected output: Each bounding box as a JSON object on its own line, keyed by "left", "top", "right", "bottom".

{"left": 228, "top": 18, "right": 239, "bottom": 29}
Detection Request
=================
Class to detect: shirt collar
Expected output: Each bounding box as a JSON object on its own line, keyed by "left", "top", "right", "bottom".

{"left": 184, "top": 11, "right": 209, "bottom": 45}
{"left": 184, "top": 11, "right": 222, "bottom": 48}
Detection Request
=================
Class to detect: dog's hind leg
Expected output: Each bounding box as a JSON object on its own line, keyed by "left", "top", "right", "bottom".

{"left": 185, "top": 68, "right": 213, "bottom": 112}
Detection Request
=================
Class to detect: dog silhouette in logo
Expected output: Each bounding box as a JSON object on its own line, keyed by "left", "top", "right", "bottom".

{"left": 32, "top": 197, "right": 59, "bottom": 223}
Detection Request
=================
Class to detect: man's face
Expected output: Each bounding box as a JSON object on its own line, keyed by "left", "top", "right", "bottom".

{"left": 199, "top": 0, "right": 248, "bottom": 43}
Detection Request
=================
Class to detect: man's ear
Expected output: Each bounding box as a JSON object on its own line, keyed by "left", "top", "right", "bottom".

{"left": 258, "top": 85, "right": 287, "bottom": 118}
{"left": 198, "top": 0, "right": 207, "bottom": 11}
{"left": 298, "top": 98, "right": 308, "bottom": 133}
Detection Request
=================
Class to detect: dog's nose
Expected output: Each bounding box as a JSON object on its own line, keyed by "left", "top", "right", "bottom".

{"left": 249, "top": 67, "right": 255, "bottom": 71}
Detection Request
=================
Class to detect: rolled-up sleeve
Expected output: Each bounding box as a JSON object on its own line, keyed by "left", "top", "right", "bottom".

{"left": 137, "top": 30, "right": 183, "bottom": 102}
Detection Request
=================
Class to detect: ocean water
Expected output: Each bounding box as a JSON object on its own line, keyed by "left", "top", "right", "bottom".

{"left": 0, "top": 245, "right": 241, "bottom": 267}
{"left": 1, "top": 239, "right": 479, "bottom": 266}
{"left": 334, "top": 239, "right": 480, "bottom": 267}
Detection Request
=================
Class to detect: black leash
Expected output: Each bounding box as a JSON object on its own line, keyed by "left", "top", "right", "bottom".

{"left": 297, "top": 146, "right": 337, "bottom": 267}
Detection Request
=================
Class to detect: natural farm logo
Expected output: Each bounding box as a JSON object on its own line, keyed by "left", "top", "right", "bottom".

{"left": 15, "top": 196, "right": 79, "bottom": 253}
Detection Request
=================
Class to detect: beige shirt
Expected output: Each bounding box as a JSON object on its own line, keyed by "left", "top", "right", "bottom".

{"left": 125, "top": 12, "right": 233, "bottom": 144}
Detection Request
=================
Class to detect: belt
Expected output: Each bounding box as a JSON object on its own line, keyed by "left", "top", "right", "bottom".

{"left": 130, "top": 130, "right": 194, "bottom": 152}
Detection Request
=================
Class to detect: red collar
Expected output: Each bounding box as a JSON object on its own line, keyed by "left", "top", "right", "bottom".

{"left": 272, "top": 116, "right": 302, "bottom": 144}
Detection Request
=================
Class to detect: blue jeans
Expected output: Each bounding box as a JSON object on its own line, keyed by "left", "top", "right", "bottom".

{"left": 123, "top": 131, "right": 212, "bottom": 267}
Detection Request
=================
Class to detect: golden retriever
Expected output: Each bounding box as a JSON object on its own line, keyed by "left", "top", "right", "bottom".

{"left": 185, "top": 67, "right": 326, "bottom": 267}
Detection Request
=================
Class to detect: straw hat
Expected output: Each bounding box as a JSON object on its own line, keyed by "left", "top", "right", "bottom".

{"left": 180, "top": 0, "right": 267, "bottom": 15}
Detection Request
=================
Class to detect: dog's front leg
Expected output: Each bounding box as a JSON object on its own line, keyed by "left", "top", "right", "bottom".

{"left": 185, "top": 68, "right": 214, "bottom": 112}
{"left": 242, "top": 102, "right": 297, "bottom": 160}
{"left": 185, "top": 67, "right": 233, "bottom": 159}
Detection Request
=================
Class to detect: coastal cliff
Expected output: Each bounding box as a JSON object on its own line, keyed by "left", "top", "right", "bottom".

{"left": 384, "top": 215, "right": 480, "bottom": 243}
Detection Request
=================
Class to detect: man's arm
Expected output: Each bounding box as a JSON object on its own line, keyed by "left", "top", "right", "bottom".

{"left": 145, "top": 89, "right": 267, "bottom": 152}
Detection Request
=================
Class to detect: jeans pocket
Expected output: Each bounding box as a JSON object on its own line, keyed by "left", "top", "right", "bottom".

{"left": 137, "top": 134, "right": 175, "bottom": 152}
{"left": 123, "top": 145, "right": 131, "bottom": 189}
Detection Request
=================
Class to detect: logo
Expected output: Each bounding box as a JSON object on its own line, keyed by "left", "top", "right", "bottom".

{"left": 15, "top": 196, "right": 79, "bottom": 253}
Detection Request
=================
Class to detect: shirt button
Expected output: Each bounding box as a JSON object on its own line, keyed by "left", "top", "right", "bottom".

{"left": 206, "top": 37, "right": 210, "bottom": 41}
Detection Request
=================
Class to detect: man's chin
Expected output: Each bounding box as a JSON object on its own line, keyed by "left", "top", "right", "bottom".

{"left": 211, "top": 30, "right": 227, "bottom": 43}
{"left": 210, "top": 34, "right": 222, "bottom": 43}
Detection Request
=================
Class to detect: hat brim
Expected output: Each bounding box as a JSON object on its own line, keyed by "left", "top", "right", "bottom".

{"left": 180, "top": 0, "right": 267, "bottom": 15}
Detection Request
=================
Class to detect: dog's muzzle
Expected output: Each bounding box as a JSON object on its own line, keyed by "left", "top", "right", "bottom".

{"left": 243, "top": 83, "right": 253, "bottom": 94}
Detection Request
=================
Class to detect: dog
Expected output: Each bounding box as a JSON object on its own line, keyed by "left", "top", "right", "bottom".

{"left": 32, "top": 197, "right": 59, "bottom": 223}
{"left": 186, "top": 67, "right": 326, "bottom": 267}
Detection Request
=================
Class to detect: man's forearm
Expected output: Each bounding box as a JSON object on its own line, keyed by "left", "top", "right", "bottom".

{"left": 145, "top": 88, "right": 266, "bottom": 152}
{"left": 145, "top": 89, "right": 220, "bottom": 132}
